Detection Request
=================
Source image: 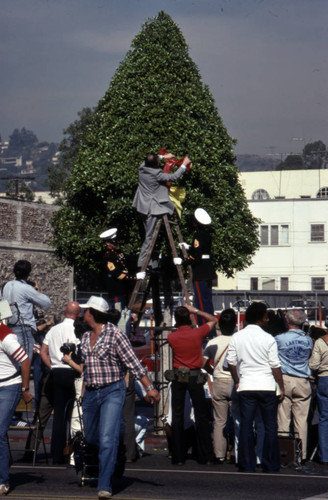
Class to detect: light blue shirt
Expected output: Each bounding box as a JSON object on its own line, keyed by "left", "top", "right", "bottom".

{"left": 2, "top": 279, "right": 51, "bottom": 330}
{"left": 275, "top": 329, "right": 313, "bottom": 378}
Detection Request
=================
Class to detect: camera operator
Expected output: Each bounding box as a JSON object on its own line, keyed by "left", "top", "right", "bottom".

{"left": 40, "top": 301, "right": 81, "bottom": 464}
{"left": 2, "top": 260, "right": 51, "bottom": 359}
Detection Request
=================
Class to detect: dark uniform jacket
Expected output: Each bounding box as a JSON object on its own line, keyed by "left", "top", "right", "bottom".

{"left": 103, "top": 250, "right": 135, "bottom": 298}
{"left": 188, "top": 229, "right": 216, "bottom": 281}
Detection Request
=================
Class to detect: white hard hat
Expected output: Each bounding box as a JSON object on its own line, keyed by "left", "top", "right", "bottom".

{"left": 99, "top": 228, "right": 117, "bottom": 241}
{"left": 194, "top": 208, "right": 211, "bottom": 225}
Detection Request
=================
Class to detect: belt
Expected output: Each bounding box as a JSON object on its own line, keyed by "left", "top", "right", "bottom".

{"left": 201, "top": 255, "right": 210, "bottom": 259}
{"left": 85, "top": 382, "right": 112, "bottom": 391}
{"left": 283, "top": 374, "right": 309, "bottom": 380}
{"left": 174, "top": 368, "right": 201, "bottom": 376}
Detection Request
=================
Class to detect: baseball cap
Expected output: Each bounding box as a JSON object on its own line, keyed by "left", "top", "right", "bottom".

{"left": 80, "top": 296, "right": 109, "bottom": 313}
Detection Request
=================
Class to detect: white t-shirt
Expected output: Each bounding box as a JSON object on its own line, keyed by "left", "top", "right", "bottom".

{"left": 0, "top": 323, "right": 27, "bottom": 386}
{"left": 226, "top": 324, "right": 280, "bottom": 391}
{"left": 43, "top": 318, "right": 79, "bottom": 369}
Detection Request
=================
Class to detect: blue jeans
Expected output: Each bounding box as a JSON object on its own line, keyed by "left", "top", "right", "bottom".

{"left": 0, "top": 384, "right": 21, "bottom": 484}
{"left": 82, "top": 380, "right": 126, "bottom": 493}
{"left": 317, "top": 376, "right": 328, "bottom": 462}
{"left": 11, "top": 325, "right": 35, "bottom": 359}
{"left": 231, "top": 387, "right": 265, "bottom": 464}
{"left": 238, "top": 391, "right": 280, "bottom": 472}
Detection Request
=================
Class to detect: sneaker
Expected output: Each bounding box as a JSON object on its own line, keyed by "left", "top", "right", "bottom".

{"left": 11, "top": 418, "right": 29, "bottom": 428}
{"left": 98, "top": 491, "right": 112, "bottom": 499}
{"left": 0, "top": 483, "right": 9, "bottom": 496}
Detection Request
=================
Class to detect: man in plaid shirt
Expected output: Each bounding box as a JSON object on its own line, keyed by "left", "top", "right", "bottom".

{"left": 80, "top": 296, "right": 159, "bottom": 500}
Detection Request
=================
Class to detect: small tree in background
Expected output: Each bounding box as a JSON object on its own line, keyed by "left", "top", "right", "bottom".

{"left": 52, "top": 11, "right": 259, "bottom": 277}
{"left": 5, "top": 180, "right": 35, "bottom": 201}
{"left": 7, "top": 128, "right": 38, "bottom": 158}
{"left": 276, "top": 140, "right": 328, "bottom": 171}
{"left": 303, "top": 140, "right": 327, "bottom": 169}
{"left": 276, "top": 154, "right": 304, "bottom": 171}
{"left": 48, "top": 107, "right": 95, "bottom": 201}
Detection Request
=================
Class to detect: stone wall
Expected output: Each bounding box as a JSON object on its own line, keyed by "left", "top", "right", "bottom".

{"left": 0, "top": 197, "right": 73, "bottom": 320}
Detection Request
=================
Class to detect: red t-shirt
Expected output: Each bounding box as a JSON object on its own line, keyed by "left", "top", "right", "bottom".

{"left": 167, "top": 324, "right": 210, "bottom": 369}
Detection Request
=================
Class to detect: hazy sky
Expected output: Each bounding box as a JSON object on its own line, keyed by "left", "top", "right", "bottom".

{"left": 0, "top": 0, "right": 327, "bottom": 155}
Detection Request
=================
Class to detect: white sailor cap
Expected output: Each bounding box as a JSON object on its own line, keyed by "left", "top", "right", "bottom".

{"left": 99, "top": 228, "right": 118, "bottom": 241}
{"left": 194, "top": 208, "right": 211, "bottom": 225}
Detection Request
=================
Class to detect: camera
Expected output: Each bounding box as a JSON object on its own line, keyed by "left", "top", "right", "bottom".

{"left": 60, "top": 343, "right": 76, "bottom": 355}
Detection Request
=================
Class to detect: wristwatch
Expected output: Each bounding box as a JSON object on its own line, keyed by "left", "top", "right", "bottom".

{"left": 146, "top": 384, "right": 154, "bottom": 392}
{"left": 21, "top": 387, "right": 29, "bottom": 392}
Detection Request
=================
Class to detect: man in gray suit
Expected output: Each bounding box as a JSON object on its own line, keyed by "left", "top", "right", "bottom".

{"left": 133, "top": 152, "right": 191, "bottom": 269}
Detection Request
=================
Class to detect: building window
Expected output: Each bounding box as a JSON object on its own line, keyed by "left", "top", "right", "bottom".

{"left": 252, "top": 189, "right": 270, "bottom": 200}
{"left": 311, "top": 224, "right": 325, "bottom": 242}
{"left": 260, "top": 224, "right": 289, "bottom": 246}
{"left": 312, "top": 277, "right": 325, "bottom": 291}
{"left": 281, "top": 277, "right": 289, "bottom": 291}
{"left": 317, "top": 187, "right": 328, "bottom": 199}
{"left": 271, "top": 225, "right": 279, "bottom": 246}
{"left": 260, "top": 226, "right": 269, "bottom": 245}
{"left": 281, "top": 225, "right": 289, "bottom": 245}
{"left": 262, "top": 278, "right": 275, "bottom": 290}
{"left": 250, "top": 278, "right": 258, "bottom": 290}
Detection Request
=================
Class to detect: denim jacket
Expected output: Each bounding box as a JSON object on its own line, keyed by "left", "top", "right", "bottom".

{"left": 276, "top": 329, "right": 313, "bottom": 377}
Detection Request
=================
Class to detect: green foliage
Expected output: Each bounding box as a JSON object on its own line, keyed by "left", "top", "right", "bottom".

{"left": 5, "top": 180, "right": 35, "bottom": 201}
{"left": 276, "top": 140, "right": 328, "bottom": 170}
{"left": 303, "top": 140, "right": 326, "bottom": 156}
{"left": 52, "top": 11, "right": 259, "bottom": 276}
{"left": 302, "top": 140, "right": 327, "bottom": 169}
{"left": 276, "top": 154, "right": 304, "bottom": 171}
{"left": 6, "top": 128, "right": 38, "bottom": 158}
{"left": 48, "top": 107, "right": 95, "bottom": 200}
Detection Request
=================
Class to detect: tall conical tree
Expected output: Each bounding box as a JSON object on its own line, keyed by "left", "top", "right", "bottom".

{"left": 52, "top": 11, "right": 259, "bottom": 276}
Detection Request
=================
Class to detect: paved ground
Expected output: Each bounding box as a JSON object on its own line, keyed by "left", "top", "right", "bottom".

{"left": 6, "top": 397, "right": 328, "bottom": 500}
{"left": 7, "top": 429, "right": 328, "bottom": 500}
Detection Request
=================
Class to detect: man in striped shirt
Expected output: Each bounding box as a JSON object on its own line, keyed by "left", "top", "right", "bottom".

{"left": 0, "top": 322, "right": 33, "bottom": 496}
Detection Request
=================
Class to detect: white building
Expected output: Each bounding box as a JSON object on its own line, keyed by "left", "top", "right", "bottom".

{"left": 218, "top": 169, "right": 328, "bottom": 292}
{"left": 239, "top": 169, "right": 328, "bottom": 200}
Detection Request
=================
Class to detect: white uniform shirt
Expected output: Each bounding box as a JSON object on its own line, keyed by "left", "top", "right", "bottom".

{"left": 226, "top": 324, "right": 281, "bottom": 392}
{"left": 43, "top": 318, "right": 79, "bottom": 369}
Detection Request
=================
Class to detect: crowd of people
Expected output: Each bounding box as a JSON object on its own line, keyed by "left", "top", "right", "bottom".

{"left": 2, "top": 266, "right": 328, "bottom": 496}
{"left": 2, "top": 150, "right": 328, "bottom": 499}
{"left": 0, "top": 259, "right": 160, "bottom": 499}
{"left": 168, "top": 301, "right": 328, "bottom": 474}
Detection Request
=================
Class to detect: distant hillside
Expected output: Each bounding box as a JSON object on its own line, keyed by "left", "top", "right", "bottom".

{"left": 0, "top": 128, "right": 59, "bottom": 193}
{"left": 236, "top": 154, "right": 280, "bottom": 172}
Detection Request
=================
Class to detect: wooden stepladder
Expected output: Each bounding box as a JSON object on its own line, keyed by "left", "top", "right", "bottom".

{"left": 128, "top": 214, "right": 194, "bottom": 322}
